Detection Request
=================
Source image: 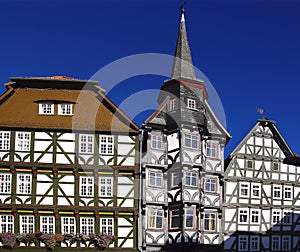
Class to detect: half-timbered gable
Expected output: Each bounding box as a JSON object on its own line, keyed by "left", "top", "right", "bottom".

{"left": 0, "top": 76, "right": 139, "bottom": 251}
{"left": 224, "top": 117, "right": 300, "bottom": 251}
{"left": 140, "top": 8, "right": 230, "bottom": 252}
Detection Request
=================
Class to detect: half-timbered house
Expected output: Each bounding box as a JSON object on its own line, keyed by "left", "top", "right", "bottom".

{"left": 0, "top": 76, "right": 140, "bottom": 250}
{"left": 224, "top": 117, "right": 300, "bottom": 251}
{"left": 140, "top": 8, "right": 230, "bottom": 252}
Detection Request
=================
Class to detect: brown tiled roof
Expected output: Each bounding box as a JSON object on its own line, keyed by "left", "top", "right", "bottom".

{"left": 0, "top": 77, "right": 139, "bottom": 134}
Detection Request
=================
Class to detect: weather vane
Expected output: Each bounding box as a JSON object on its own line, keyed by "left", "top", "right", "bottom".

{"left": 180, "top": 1, "right": 185, "bottom": 13}
{"left": 256, "top": 107, "right": 265, "bottom": 119}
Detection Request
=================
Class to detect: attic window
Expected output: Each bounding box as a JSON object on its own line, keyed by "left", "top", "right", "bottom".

{"left": 187, "top": 98, "right": 196, "bottom": 110}
{"left": 58, "top": 103, "right": 73, "bottom": 115}
{"left": 272, "top": 162, "right": 280, "bottom": 172}
{"left": 39, "top": 102, "right": 54, "bottom": 115}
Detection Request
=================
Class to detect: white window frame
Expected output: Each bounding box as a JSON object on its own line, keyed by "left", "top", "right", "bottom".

{"left": 250, "top": 235, "right": 260, "bottom": 251}
{"left": 246, "top": 160, "right": 254, "bottom": 169}
{"left": 169, "top": 98, "right": 178, "bottom": 111}
{"left": 149, "top": 170, "right": 163, "bottom": 188}
{"left": 272, "top": 162, "right": 280, "bottom": 172}
{"left": 184, "top": 133, "right": 199, "bottom": 149}
{"left": 203, "top": 177, "right": 217, "bottom": 193}
{"left": 58, "top": 103, "right": 73, "bottom": 115}
{"left": 100, "top": 135, "right": 114, "bottom": 154}
{"left": 99, "top": 176, "right": 113, "bottom": 197}
{"left": 239, "top": 209, "right": 249, "bottom": 223}
{"left": 151, "top": 134, "right": 163, "bottom": 150}
{"left": 15, "top": 132, "right": 31, "bottom": 151}
{"left": 185, "top": 208, "right": 195, "bottom": 229}
{"left": 40, "top": 216, "right": 55, "bottom": 234}
{"left": 251, "top": 183, "right": 261, "bottom": 198}
{"left": 17, "top": 174, "right": 32, "bottom": 194}
{"left": 273, "top": 185, "right": 281, "bottom": 199}
{"left": 272, "top": 210, "right": 281, "bottom": 224}
{"left": 0, "top": 215, "right": 14, "bottom": 233}
{"left": 79, "top": 134, "right": 94, "bottom": 154}
{"left": 20, "top": 215, "right": 34, "bottom": 233}
{"left": 282, "top": 235, "right": 291, "bottom": 251}
{"left": 203, "top": 212, "right": 216, "bottom": 232}
{"left": 61, "top": 217, "right": 76, "bottom": 234}
{"left": 250, "top": 209, "right": 260, "bottom": 224}
{"left": 206, "top": 142, "right": 218, "bottom": 158}
{"left": 272, "top": 235, "right": 281, "bottom": 251}
{"left": 100, "top": 218, "right": 114, "bottom": 235}
{"left": 39, "top": 102, "right": 54, "bottom": 115}
{"left": 282, "top": 211, "right": 292, "bottom": 225}
{"left": 239, "top": 183, "right": 249, "bottom": 197}
{"left": 184, "top": 171, "right": 198, "bottom": 187}
{"left": 187, "top": 98, "right": 196, "bottom": 110}
{"left": 171, "top": 172, "right": 181, "bottom": 188}
{"left": 80, "top": 176, "right": 94, "bottom": 196}
{"left": 148, "top": 209, "right": 163, "bottom": 230}
{"left": 0, "top": 173, "right": 11, "bottom": 194}
{"left": 238, "top": 235, "right": 248, "bottom": 251}
{"left": 80, "top": 217, "right": 94, "bottom": 235}
{"left": 284, "top": 186, "right": 293, "bottom": 200}
{"left": 169, "top": 209, "right": 180, "bottom": 230}
{"left": 0, "top": 131, "right": 10, "bottom": 150}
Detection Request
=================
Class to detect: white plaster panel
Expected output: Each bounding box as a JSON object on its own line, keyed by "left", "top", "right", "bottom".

{"left": 35, "top": 132, "right": 52, "bottom": 139}
{"left": 34, "top": 141, "right": 53, "bottom": 151}
{"left": 58, "top": 184, "right": 74, "bottom": 196}
{"left": 57, "top": 141, "right": 75, "bottom": 152}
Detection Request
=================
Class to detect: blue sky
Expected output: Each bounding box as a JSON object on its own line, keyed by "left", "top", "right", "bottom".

{"left": 1, "top": 0, "right": 300, "bottom": 156}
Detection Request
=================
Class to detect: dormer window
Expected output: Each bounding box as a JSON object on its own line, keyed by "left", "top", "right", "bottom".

{"left": 39, "top": 102, "right": 54, "bottom": 114}
{"left": 187, "top": 98, "right": 196, "bottom": 110}
{"left": 58, "top": 103, "right": 73, "bottom": 115}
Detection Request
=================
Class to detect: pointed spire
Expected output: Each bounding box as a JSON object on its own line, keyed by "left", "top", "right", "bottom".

{"left": 171, "top": 6, "right": 196, "bottom": 80}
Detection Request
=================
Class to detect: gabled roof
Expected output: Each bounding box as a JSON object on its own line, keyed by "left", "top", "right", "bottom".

{"left": 0, "top": 77, "right": 139, "bottom": 134}
{"left": 225, "top": 118, "right": 295, "bottom": 168}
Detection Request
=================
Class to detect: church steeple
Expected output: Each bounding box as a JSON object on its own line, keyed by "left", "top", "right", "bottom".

{"left": 171, "top": 7, "right": 196, "bottom": 80}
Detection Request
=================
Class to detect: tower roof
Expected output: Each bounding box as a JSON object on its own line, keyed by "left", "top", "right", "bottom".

{"left": 171, "top": 8, "right": 196, "bottom": 80}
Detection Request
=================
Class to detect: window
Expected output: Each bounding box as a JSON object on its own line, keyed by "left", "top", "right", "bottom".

{"left": 251, "top": 184, "right": 261, "bottom": 198}
{"left": 184, "top": 133, "right": 199, "bottom": 149}
{"left": 171, "top": 172, "right": 181, "bottom": 187}
{"left": 282, "top": 211, "right": 292, "bottom": 225}
{"left": 272, "top": 210, "right": 281, "bottom": 224}
{"left": 203, "top": 213, "right": 216, "bottom": 231}
{"left": 16, "top": 132, "right": 30, "bottom": 151}
{"left": 273, "top": 185, "right": 281, "bottom": 199}
{"left": 169, "top": 209, "right": 180, "bottom": 229}
{"left": 204, "top": 178, "right": 217, "bottom": 193}
{"left": 39, "top": 102, "right": 54, "bottom": 114}
{"left": 79, "top": 134, "right": 94, "bottom": 154}
{"left": 0, "top": 174, "right": 11, "bottom": 194}
{"left": 169, "top": 98, "right": 177, "bottom": 111}
{"left": 239, "top": 209, "right": 248, "bottom": 223}
{"left": 0, "top": 215, "right": 14, "bottom": 233}
{"left": 240, "top": 183, "right": 249, "bottom": 197}
{"left": 184, "top": 171, "right": 197, "bottom": 187}
{"left": 80, "top": 217, "right": 94, "bottom": 235}
{"left": 250, "top": 236, "right": 259, "bottom": 251}
{"left": 246, "top": 160, "right": 253, "bottom": 169}
{"left": 206, "top": 142, "right": 218, "bottom": 158}
{"left": 17, "top": 174, "right": 31, "bottom": 194}
{"left": 282, "top": 236, "right": 291, "bottom": 251}
{"left": 80, "top": 177, "right": 94, "bottom": 196}
{"left": 0, "top": 131, "right": 10, "bottom": 150}
{"left": 251, "top": 210, "right": 259, "bottom": 224}
{"left": 238, "top": 235, "right": 248, "bottom": 251}
{"left": 100, "top": 218, "right": 114, "bottom": 235}
{"left": 61, "top": 217, "right": 76, "bottom": 234}
{"left": 187, "top": 98, "right": 196, "bottom": 109}
{"left": 148, "top": 209, "right": 163, "bottom": 229}
{"left": 99, "top": 177, "right": 113, "bottom": 197}
{"left": 100, "top": 135, "right": 114, "bottom": 154}
{"left": 59, "top": 103, "right": 72, "bottom": 115}
{"left": 149, "top": 171, "right": 163, "bottom": 187}
{"left": 40, "top": 216, "right": 55, "bottom": 234}
{"left": 272, "top": 236, "right": 280, "bottom": 251}
{"left": 273, "top": 162, "right": 280, "bottom": 171}
{"left": 20, "top": 215, "right": 34, "bottom": 233}
{"left": 185, "top": 208, "right": 195, "bottom": 229}
{"left": 284, "top": 186, "right": 292, "bottom": 200}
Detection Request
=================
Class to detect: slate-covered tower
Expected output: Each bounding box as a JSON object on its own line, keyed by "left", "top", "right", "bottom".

{"left": 140, "top": 8, "right": 231, "bottom": 251}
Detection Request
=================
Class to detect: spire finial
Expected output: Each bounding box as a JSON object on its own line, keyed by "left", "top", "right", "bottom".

{"left": 180, "top": 1, "right": 185, "bottom": 14}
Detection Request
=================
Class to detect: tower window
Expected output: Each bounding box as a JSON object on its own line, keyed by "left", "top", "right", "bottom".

{"left": 169, "top": 209, "right": 180, "bottom": 229}
{"left": 206, "top": 142, "right": 218, "bottom": 158}
{"left": 184, "top": 133, "right": 199, "bottom": 149}
{"left": 187, "top": 98, "right": 196, "bottom": 110}
{"left": 169, "top": 98, "right": 178, "bottom": 111}
{"left": 149, "top": 171, "right": 163, "bottom": 187}
{"left": 151, "top": 134, "right": 163, "bottom": 149}
{"left": 148, "top": 209, "right": 163, "bottom": 229}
